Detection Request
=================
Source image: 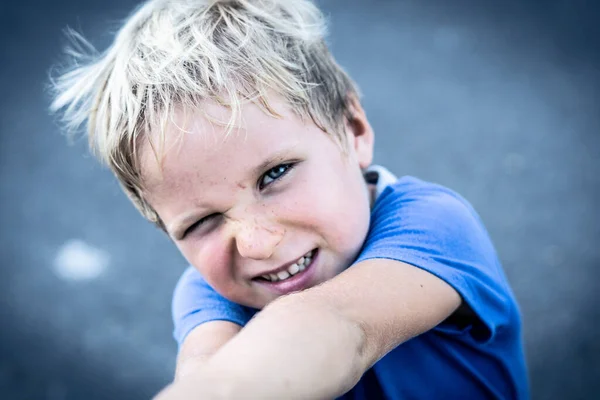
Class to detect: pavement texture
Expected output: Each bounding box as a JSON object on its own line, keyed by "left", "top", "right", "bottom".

{"left": 1, "top": 0, "right": 599, "bottom": 399}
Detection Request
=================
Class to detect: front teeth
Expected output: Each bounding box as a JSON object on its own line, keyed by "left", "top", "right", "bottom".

{"left": 262, "top": 250, "right": 313, "bottom": 282}
{"left": 277, "top": 270, "right": 290, "bottom": 280}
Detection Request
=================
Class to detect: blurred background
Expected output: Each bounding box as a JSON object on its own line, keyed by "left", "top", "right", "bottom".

{"left": 1, "top": 0, "right": 599, "bottom": 398}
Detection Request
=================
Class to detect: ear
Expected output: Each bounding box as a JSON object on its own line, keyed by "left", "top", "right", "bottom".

{"left": 344, "top": 95, "right": 374, "bottom": 169}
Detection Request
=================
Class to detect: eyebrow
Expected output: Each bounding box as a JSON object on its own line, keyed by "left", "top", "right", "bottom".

{"left": 251, "top": 149, "right": 292, "bottom": 177}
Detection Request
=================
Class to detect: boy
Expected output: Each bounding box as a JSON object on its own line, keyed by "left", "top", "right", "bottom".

{"left": 50, "top": 0, "right": 529, "bottom": 398}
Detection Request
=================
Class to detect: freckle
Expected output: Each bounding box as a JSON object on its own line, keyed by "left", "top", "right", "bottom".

{"left": 420, "top": 284, "right": 423, "bottom": 288}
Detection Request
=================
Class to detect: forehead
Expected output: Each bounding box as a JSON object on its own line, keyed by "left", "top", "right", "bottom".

{"left": 139, "top": 98, "right": 320, "bottom": 196}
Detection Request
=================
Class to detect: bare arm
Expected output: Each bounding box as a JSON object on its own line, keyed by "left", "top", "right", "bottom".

{"left": 156, "top": 258, "right": 461, "bottom": 399}
{"left": 154, "top": 321, "right": 242, "bottom": 399}
{"left": 175, "top": 321, "right": 242, "bottom": 380}
{"left": 174, "top": 321, "right": 241, "bottom": 380}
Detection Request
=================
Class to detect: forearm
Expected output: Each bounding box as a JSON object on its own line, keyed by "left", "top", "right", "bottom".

{"left": 175, "top": 321, "right": 241, "bottom": 381}
{"left": 198, "top": 294, "right": 367, "bottom": 399}
{"left": 158, "top": 259, "right": 460, "bottom": 400}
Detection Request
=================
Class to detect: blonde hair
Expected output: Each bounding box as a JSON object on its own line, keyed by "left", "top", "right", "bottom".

{"left": 50, "top": 0, "right": 359, "bottom": 229}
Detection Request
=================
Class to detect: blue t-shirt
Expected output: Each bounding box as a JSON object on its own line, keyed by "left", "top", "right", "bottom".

{"left": 171, "top": 171, "right": 529, "bottom": 399}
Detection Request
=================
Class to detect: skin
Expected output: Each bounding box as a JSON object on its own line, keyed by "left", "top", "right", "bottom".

{"left": 142, "top": 95, "right": 374, "bottom": 309}
{"left": 145, "top": 96, "right": 463, "bottom": 399}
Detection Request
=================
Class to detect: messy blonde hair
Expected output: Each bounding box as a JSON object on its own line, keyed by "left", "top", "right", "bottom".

{"left": 50, "top": 0, "right": 359, "bottom": 229}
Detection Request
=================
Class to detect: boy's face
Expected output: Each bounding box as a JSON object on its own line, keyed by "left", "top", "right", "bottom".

{"left": 141, "top": 96, "right": 374, "bottom": 309}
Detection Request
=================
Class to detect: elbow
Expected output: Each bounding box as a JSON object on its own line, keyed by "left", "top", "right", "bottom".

{"left": 268, "top": 292, "right": 371, "bottom": 387}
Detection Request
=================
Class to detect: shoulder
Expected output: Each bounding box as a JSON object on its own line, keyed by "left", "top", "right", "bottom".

{"left": 376, "top": 175, "right": 475, "bottom": 215}
{"left": 369, "top": 176, "right": 492, "bottom": 253}
{"left": 360, "top": 176, "right": 519, "bottom": 343}
{"left": 172, "top": 267, "right": 256, "bottom": 346}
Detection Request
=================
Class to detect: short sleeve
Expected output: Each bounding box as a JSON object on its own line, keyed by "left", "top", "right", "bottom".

{"left": 172, "top": 266, "right": 256, "bottom": 347}
{"left": 355, "top": 177, "right": 515, "bottom": 343}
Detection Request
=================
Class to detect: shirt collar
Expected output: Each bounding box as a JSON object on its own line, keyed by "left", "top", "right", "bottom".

{"left": 365, "top": 164, "right": 397, "bottom": 198}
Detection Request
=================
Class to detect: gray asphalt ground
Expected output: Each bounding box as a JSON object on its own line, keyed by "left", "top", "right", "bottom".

{"left": 1, "top": 0, "right": 599, "bottom": 399}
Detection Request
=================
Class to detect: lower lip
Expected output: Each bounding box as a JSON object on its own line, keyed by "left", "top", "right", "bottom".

{"left": 254, "top": 249, "right": 319, "bottom": 295}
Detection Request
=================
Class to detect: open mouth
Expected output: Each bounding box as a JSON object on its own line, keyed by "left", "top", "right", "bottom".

{"left": 254, "top": 249, "right": 317, "bottom": 284}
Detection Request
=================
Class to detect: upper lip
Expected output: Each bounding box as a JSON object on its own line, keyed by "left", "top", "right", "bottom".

{"left": 253, "top": 249, "right": 313, "bottom": 279}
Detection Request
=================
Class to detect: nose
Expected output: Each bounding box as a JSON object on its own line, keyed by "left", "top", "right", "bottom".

{"left": 232, "top": 217, "right": 284, "bottom": 260}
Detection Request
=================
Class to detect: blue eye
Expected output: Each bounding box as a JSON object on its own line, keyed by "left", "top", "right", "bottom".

{"left": 260, "top": 163, "right": 292, "bottom": 189}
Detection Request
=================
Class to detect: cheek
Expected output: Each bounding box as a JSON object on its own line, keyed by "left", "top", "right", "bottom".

{"left": 177, "top": 232, "right": 234, "bottom": 291}
{"left": 315, "top": 172, "right": 371, "bottom": 252}
{"left": 324, "top": 198, "right": 370, "bottom": 253}
{"left": 274, "top": 166, "right": 370, "bottom": 252}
